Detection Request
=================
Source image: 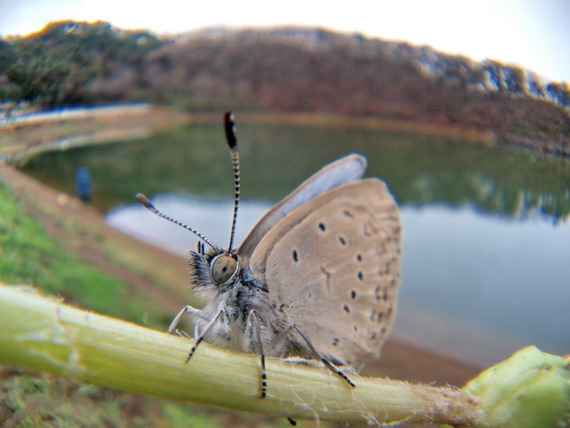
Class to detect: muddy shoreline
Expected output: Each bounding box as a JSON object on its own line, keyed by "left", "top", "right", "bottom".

{"left": 3, "top": 104, "right": 567, "bottom": 163}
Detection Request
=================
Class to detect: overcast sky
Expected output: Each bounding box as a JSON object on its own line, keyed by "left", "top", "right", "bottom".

{"left": 1, "top": 0, "right": 568, "bottom": 83}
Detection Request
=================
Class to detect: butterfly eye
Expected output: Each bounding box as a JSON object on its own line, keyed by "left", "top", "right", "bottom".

{"left": 211, "top": 254, "right": 238, "bottom": 284}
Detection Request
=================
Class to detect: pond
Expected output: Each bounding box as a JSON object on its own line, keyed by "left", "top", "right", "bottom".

{"left": 20, "top": 120, "right": 570, "bottom": 367}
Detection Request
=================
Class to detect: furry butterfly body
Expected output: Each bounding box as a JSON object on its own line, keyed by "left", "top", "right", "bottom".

{"left": 138, "top": 113, "right": 402, "bottom": 398}
{"left": 187, "top": 157, "right": 401, "bottom": 366}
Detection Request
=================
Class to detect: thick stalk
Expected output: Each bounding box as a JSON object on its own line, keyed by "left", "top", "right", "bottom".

{"left": 0, "top": 283, "right": 482, "bottom": 425}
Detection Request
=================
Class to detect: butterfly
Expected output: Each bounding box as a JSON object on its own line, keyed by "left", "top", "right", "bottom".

{"left": 137, "top": 112, "right": 402, "bottom": 399}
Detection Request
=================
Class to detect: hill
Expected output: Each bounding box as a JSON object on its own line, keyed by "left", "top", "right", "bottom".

{"left": 1, "top": 22, "right": 569, "bottom": 154}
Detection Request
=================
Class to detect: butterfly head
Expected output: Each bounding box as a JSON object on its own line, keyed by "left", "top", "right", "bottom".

{"left": 137, "top": 111, "right": 244, "bottom": 292}
{"left": 189, "top": 243, "right": 241, "bottom": 294}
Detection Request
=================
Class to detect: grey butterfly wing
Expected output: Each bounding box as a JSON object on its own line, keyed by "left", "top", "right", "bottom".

{"left": 248, "top": 179, "right": 402, "bottom": 367}
{"left": 239, "top": 154, "right": 367, "bottom": 257}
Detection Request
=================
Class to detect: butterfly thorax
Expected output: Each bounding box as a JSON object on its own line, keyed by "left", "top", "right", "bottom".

{"left": 188, "top": 249, "right": 294, "bottom": 356}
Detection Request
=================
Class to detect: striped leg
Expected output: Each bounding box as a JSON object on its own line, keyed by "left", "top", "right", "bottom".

{"left": 168, "top": 306, "right": 221, "bottom": 363}
{"left": 249, "top": 310, "right": 268, "bottom": 398}
{"left": 184, "top": 310, "right": 223, "bottom": 363}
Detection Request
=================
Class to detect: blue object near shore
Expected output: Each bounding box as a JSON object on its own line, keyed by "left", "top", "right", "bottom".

{"left": 75, "top": 166, "right": 92, "bottom": 203}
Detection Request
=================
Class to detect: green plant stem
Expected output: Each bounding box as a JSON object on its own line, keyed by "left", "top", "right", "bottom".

{"left": 0, "top": 283, "right": 482, "bottom": 425}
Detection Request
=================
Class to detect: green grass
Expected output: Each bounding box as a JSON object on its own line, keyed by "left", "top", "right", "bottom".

{"left": 0, "top": 181, "right": 222, "bottom": 426}
{"left": 1, "top": 374, "right": 231, "bottom": 428}
{"left": 0, "top": 181, "right": 166, "bottom": 328}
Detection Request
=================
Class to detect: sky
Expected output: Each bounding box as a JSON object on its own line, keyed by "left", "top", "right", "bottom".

{"left": 0, "top": 0, "right": 568, "bottom": 83}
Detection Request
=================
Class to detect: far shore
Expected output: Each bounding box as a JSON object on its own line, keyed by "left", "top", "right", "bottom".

{"left": 1, "top": 103, "right": 507, "bottom": 165}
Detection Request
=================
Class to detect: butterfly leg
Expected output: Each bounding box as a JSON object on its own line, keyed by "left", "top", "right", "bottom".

{"left": 167, "top": 305, "right": 209, "bottom": 334}
{"left": 248, "top": 310, "right": 268, "bottom": 398}
{"left": 169, "top": 306, "right": 222, "bottom": 363}
{"left": 292, "top": 325, "right": 356, "bottom": 388}
{"left": 183, "top": 310, "right": 224, "bottom": 363}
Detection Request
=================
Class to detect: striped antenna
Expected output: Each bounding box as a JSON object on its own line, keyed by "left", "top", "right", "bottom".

{"left": 136, "top": 193, "right": 219, "bottom": 251}
{"left": 224, "top": 111, "right": 240, "bottom": 252}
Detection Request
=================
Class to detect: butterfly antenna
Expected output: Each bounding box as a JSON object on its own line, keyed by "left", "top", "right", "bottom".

{"left": 224, "top": 111, "right": 240, "bottom": 252}
{"left": 136, "top": 193, "right": 219, "bottom": 251}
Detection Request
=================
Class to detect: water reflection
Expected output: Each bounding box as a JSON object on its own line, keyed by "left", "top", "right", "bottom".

{"left": 20, "top": 122, "right": 570, "bottom": 222}
{"left": 398, "top": 205, "right": 570, "bottom": 365}
{"left": 107, "top": 194, "right": 269, "bottom": 256}
{"left": 107, "top": 194, "right": 570, "bottom": 365}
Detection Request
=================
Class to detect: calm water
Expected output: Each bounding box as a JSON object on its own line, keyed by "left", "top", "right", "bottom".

{"left": 21, "top": 121, "right": 570, "bottom": 366}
